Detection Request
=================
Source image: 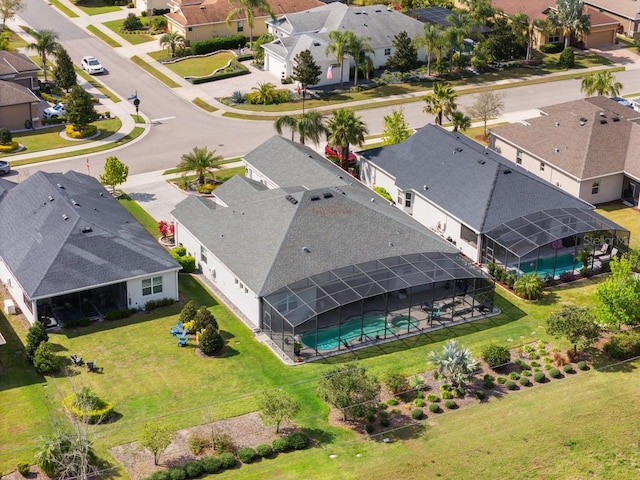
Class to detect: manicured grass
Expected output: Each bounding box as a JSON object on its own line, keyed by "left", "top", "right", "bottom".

{"left": 118, "top": 192, "right": 161, "bottom": 238}
{"left": 596, "top": 202, "right": 640, "bottom": 249}
{"left": 49, "top": 0, "right": 79, "bottom": 17}
{"left": 86, "top": 24, "right": 122, "bottom": 48}
{"left": 130, "top": 55, "right": 181, "bottom": 88}
{"left": 7, "top": 29, "right": 27, "bottom": 50}
{"left": 192, "top": 97, "right": 218, "bottom": 112}
{"left": 163, "top": 158, "right": 241, "bottom": 175}
{"left": 168, "top": 166, "right": 245, "bottom": 185}
{"left": 163, "top": 52, "right": 235, "bottom": 77}
{"left": 542, "top": 51, "right": 613, "bottom": 70}
{"left": 75, "top": 68, "right": 121, "bottom": 103}
{"left": 75, "top": 0, "right": 121, "bottom": 15}
{"left": 148, "top": 50, "right": 172, "bottom": 62}
{"left": 103, "top": 19, "right": 156, "bottom": 45}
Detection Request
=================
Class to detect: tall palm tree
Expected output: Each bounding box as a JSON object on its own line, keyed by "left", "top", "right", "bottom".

{"left": 509, "top": 13, "right": 534, "bottom": 61}
{"left": 547, "top": 0, "right": 590, "bottom": 48}
{"left": 179, "top": 146, "right": 223, "bottom": 185}
{"left": 423, "top": 83, "right": 457, "bottom": 126}
{"left": 325, "top": 30, "right": 355, "bottom": 88}
{"left": 580, "top": 71, "right": 622, "bottom": 97}
{"left": 347, "top": 34, "right": 373, "bottom": 87}
{"left": 415, "top": 24, "right": 444, "bottom": 77}
{"left": 449, "top": 110, "right": 471, "bottom": 132}
{"left": 159, "top": 31, "right": 185, "bottom": 58}
{"left": 274, "top": 110, "right": 326, "bottom": 145}
{"left": 27, "top": 29, "right": 60, "bottom": 82}
{"left": 445, "top": 13, "right": 471, "bottom": 73}
{"left": 225, "top": 0, "right": 275, "bottom": 51}
{"left": 326, "top": 108, "right": 368, "bottom": 171}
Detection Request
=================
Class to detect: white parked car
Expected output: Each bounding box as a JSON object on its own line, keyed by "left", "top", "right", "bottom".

{"left": 43, "top": 102, "right": 65, "bottom": 119}
{"left": 81, "top": 56, "right": 104, "bottom": 74}
{"left": 0, "top": 160, "right": 10, "bottom": 176}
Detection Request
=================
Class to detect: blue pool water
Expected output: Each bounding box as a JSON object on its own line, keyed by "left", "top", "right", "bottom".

{"left": 300, "top": 312, "right": 419, "bottom": 351}
{"left": 519, "top": 253, "right": 582, "bottom": 277}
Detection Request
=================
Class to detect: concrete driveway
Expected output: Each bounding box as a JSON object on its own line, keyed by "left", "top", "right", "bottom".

{"left": 121, "top": 170, "right": 190, "bottom": 222}
{"left": 588, "top": 44, "right": 640, "bottom": 70}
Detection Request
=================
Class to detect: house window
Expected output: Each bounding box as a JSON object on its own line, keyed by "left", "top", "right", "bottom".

{"left": 592, "top": 181, "right": 600, "bottom": 195}
{"left": 397, "top": 191, "right": 412, "bottom": 207}
{"left": 201, "top": 245, "right": 208, "bottom": 264}
{"left": 384, "top": 48, "right": 391, "bottom": 56}
{"left": 540, "top": 162, "right": 545, "bottom": 171}
{"left": 142, "top": 276, "right": 163, "bottom": 296}
{"left": 548, "top": 33, "right": 560, "bottom": 43}
{"left": 237, "top": 21, "right": 244, "bottom": 32}
{"left": 188, "top": 27, "right": 192, "bottom": 32}
{"left": 516, "top": 150, "right": 523, "bottom": 165}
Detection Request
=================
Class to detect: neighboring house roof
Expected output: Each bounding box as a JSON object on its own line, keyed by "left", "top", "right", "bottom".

{"left": 0, "top": 51, "right": 40, "bottom": 78}
{"left": 491, "top": 96, "right": 640, "bottom": 180}
{"left": 263, "top": 34, "right": 332, "bottom": 63}
{"left": 359, "top": 125, "right": 594, "bottom": 234}
{"left": 173, "top": 135, "right": 460, "bottom": 296}
{"left": 406, "top": 7, "right": 492, "bottom": 34}
{"left": 0, "top": 171, "right": 180, "bottom": 299}
{"left": 490, "top": 0, "right": 619, "bottom": 25}
{"left": 585, "top": 0, "right": 640, "bottom": 20}
{"left": 0, "top": 80, "right": 39, "bottom": 107}
{"left": 167, "top": 0, "right": 324, "bottom": 27}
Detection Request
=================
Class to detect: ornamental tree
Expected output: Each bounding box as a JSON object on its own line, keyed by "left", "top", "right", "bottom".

{"left": 546, "top": 305, "right": 601, "bottom": 353}
{"left": 65, "top": 85, "right": 98, "bottom": 134}
{"left": 99, "top": 156, "right": 129, "bottom": 194}
{"left": 257, "top": 390, "right": 300, "bottom": 433}
{"left": 317, "top": 363, "right": 380, "bottom": 421}
{"left": 138, "top": 422, "right": 174, "bottom": 465}
{"left": 595, "top": 255, "right": 640, "bottom": 330}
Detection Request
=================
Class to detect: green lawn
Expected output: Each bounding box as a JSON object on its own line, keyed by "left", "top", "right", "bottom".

{"left": 162, "top": 52, "right": 235, "bottom": 77}
{"left": 192, "top": 97, "right": 218, "bottom": 112}
{"left": 75, "top": 68, "right": 121, "bottom": 103}
{"left": 130, "top": 55, "right": 181, "bottom": 88}
{"left": 596, "top": 202, "right": 640, "bottom": 249}
{"left": 49, "top": 0, "right": 79, "bottom": 17}
{"left": 103, "top": 19, "right": 156, "bottom": 45}
{"left": 7, "top": 29, "right": 27, "bottom": 51}
{"left": 118, "top": 193, "right": 162, "bottom": 238}
{"left": 86, "top": 24, "right": 122, "bottom": 48}
{"left": 75, "top": 0, "right": 122, "bottom": 15}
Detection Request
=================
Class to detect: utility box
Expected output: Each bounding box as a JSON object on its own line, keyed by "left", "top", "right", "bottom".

{"left": 4, "top": 299, "right": 15, "bottom": 315}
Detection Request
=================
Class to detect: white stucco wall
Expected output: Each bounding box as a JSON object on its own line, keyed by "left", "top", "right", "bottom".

{"left": 578, "top": 173, "right": 624, "bottom": 205}
{"left": 0, "top": 259, "right": 35, "bottom": 323}
{"left": 127, "top": 271, "right": 179, "bottom": 311}
{"left": 244, "top": 163, "right": 278, "bottom": 189}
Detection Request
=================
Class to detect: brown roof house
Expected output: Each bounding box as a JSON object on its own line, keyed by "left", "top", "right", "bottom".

{"left": 489, "top": 97, "right": 640, "bottom": 206}
{"left": 0, "top": 51, "right": 41, "bottom": 130}
{"left": 166, "top": 0, "right": 324, "bottom": 44}
{"left": 585, "top": 0, "right": 640, "bottom": 38}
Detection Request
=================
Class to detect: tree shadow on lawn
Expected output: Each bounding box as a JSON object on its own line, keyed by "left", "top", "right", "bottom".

{"left": 301, "top": 427, "right": 336, "bottom": 447}
{"left": 585, "top": 345, "right": 638, "bottom": 373}
{"left": 370, "top": 423, "right": 426, "bottom": 442}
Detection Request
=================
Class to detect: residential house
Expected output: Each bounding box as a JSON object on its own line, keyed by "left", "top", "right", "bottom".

{"left": 172, "top": 135, "right": 494, "bottom": 362}
{"left": 0, "top": 171, "right": 181, "bottom": 326}
{"left": 263, "top": 3, "right": 426, "bottom": 86}
{"left": 359, "top": 124, "right": 628, "bottom": 280}
{"left": 0, "top": 51, "right": 40, "bottom": 91}
{"left": 584, "top": 0, "right": 640, "bottom": 38}
{"left": 406, "top": 6, "right": 492, "bottom": 37}
{"left": 0, "top": 81, "right": 39, "bottom": 130}
{"left": 490, "top": 96, "right": 640, "bottom": 206}
{"left": 165, "top": 0, "right": 324, "bottom": 44}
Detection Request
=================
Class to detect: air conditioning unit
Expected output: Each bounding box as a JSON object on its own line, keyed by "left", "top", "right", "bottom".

{"left": 4, "top": 299, "right": 15, "bottom": 315}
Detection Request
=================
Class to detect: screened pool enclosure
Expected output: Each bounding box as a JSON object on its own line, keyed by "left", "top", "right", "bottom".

{"left": 261, "top": 252, "right": 494, "bottom": 362}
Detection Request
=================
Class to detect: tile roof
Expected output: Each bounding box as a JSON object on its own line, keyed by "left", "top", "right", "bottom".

{"left": 0, "top": 80, "right": 39, "bottom": 107}
{"left": 491, "top": 97, "right": 640, "bottom": 180}
{"left": 0, "top": 171, "right": 180, "bottom": 299}
{"left": 359, "top": 125, "right": 593, "bottom": 233}
{"left": 491, "top": 0, "right": 619, "bottom": 25}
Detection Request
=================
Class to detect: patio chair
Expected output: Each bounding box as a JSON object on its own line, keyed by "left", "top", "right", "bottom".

{"left": 594, "top": 244, "right": 609, "bottom": 258}
{"left": 178, "top": 336, "right": 188, "bottom": 347}
{"left": 70, "top": 354, "right": 83, "bottom": 366}
{"left": 170, "top": 321, "right": 183, "bottom": 336}
{"left": 86, "top": 361, "right": 102, "bottom": 373}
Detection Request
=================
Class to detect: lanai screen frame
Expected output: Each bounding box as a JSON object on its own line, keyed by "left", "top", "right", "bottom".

{"left": 483, "top": 207, "right": 629, "bottom": 275}
{"left": 261, "top": 252, "right": 494, "bottom": 361}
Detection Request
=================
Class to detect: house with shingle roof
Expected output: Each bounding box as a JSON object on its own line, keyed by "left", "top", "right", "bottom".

{"left": 490, "top": 96, "right": 640, "bottom": 206}
{"left": 172, "top": 135, "right": 494, "bottom": 362}
{"left": 359, "top": 124, "right": 628, "bottom": 279}
{"left": 0, "top": 171, "right": 181, "bottom": 326}
{"left": 584, "top": 0, "right": 640, "bottom": 38}
{"left": 262, "top": 2, "right": 426, "bottom": 86}
{"left": 165, "top": 0, "right": 324, "bottom": 44}
{"left": 0, "top": 51, "right": 41, "bottom": 130}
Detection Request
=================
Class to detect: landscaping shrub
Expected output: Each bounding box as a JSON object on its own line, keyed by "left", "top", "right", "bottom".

{"left": 566, "top": 348, "right": 579, "bottom": 362}
{"left": 515, "top": 358, "right": 529, "bottom": 370}
{"left": 413, "top": 398, "right": 425, "bottom": 407}
{"left": 544, "top": 364, "right": 552, "bottom": 370}
{"left": 256, "top": 443, "right": 273, "bottom": 458}
{"left": 365, "top": 424, "right": 374, "bottom": 433}
{"left": 530, "top": 359, "right": 540, "bottom": 366}
{"left": 559, "top": 271, "right": 575, "bottom": 283}
{"left": 519, "top": 376, "right": 531, "bottom": 386}
{"left": 411, "top": 408, "right": 424, "bottom": 420}
{"left": 533, "top": 371, "right": 546, "bottom": 383}
{"left": 33, "top": 342, "right": 60, "bottom": 375}
{"left": 378, "top": 410, "right": 388, "bottom": 420}
{"left": 0, "top": 128, "right": 12, "bottom": 144}
{"left": 188, "top": 433, "right": 211, "bottom": 455}
{"left": 184, "top": 460, "right": 204, "bottom": 478}
{"left": 65, "top": 124, "right": 97, "bottom": 139}
{"left": 509, "top": 372, "right": 520, "bottom": 380}
{"left": 168, "top": 467, "right": 186, "bottom": 480}
{"left": 377, "top": 401, "right": 388, "bottom": 409}
{"left": 496, "top": 376, "right": 507, "bottom": 385}
{"left": 192, "top": 35, "right": 247, "bottom": 55}
{"left": 577, "top": 361, "right": 588, "bottom": 371}
{"left": 380, "top": 417, "right": 390, "bottom": 427}
{"left": 444, "top": 399, "right": 457, "bottom": 409}
{"left": 452, "top": 387, "right": 465, "bottom": 398}
{"left": 482, "top": 344, "right": 511, "bottom": 367}
{"left": 521, "top": 370, "right": 531, "bottom": 377}
{"left": 553, "top": 351, "right": 567, "bottom": 366}
{"left": 123, "top": 13, "right": 144, "bottom": 31}
{"left": 549, "top": 368, "right": 561, "bottom": 379}
{"left": 386, "top": 398, "right": 399, "bottom": 406}
{"left": 150, "top": 471, "right": 170, "bottom": 480}
{"left": 504, "top": 380, "right": 517, "bottom": 390}
{"left": 373, "top": 186, "right": 393, "bottom": 203}
{"left": 211, "top": 431, "right": 236, "bottom": 454}
{"left": 25, "top": 321, "right": 48, "bottom": 361}
{"left": 474, "top": 390, "right": 486, "bottom": 400}
{"left": 272, "top": 437, "right": 290, "bottom": 453}
{"left": 563, "top": 365, "right": 574, "bottom": 374}
{"left": 64, "top": 316, "right": 92, "bottom": 328}
{"left": 190, "top": 67, "right": 250, "bottom": 84}
{"left": 365, "top": 412, "right": 375, "bottom": 423}
{"left": 540, "top": 43, "right": 563, "bottom": 53}
{"left": 603, "top": 330, "right": 640, "bottom": 360}
{"left": 17, "top": 462, "right": 30, "bottom": 476}
{"left": 0, "top": 140, "right": 18, "bottom": 152}
{"left": 201, "top": 456, "right": 221, "bottom": 474}
{"left": 237, "top": 447, "right": 257, "bottom": 463}
{"left": 287, "top": 432, "right": 310, "bottom": 450}
{"left": 180, "top": 300, "right": 197, "bottom": 324}
{"left": 217, "top": 452, "right": 237, "bottom": 469}
{"left": 63, "top": 388, "right": 114, "bottom": 424}
{"left": 428, "top": 402, "right": 440, "bottom": 413}
{"left": 105, "top": 309, "right": 123, "bottom": 321}
{"left": 170, "top": 248, "right": 196, "bottom": 273}
{"left": 426, "top": 394, "right": 439, "bottom": 402}
{"left": 558, "top": 47, "right": 575, "bottom": 68}
{"left": 441, "top": 391, "right": 453, "bottom": 399}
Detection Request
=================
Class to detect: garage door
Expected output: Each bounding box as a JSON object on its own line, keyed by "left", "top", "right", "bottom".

{"left": 267, "top": 56, "right": 286, "bottom": 77}
{"left": 586, "top": 29, "right": 615, "bottom": 47}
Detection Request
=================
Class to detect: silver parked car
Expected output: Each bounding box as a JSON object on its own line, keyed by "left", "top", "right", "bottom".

{"left": 0, "top": 160, "right": 10, "bottom": 175}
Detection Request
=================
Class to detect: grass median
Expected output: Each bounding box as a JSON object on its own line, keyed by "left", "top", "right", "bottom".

{"left": 131, "top": 55, "right": 181, "bottom": 88}
{"left": 86, "top": 24, "right": 122, "bottom": 48}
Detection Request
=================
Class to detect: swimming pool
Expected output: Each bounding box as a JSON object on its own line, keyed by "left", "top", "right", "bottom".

{"left": 519, "top": 252, "right": 582, "bottom": 277}
{"left": 390, "top": 315, "right": 419, "bottom": 330}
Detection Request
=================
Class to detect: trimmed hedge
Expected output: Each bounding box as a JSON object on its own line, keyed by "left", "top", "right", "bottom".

{"left": 519, "top": 376, "right": 531, "bottom": 386}
{"left": 63, "top": 392, "right": 114, "bottom": 424}
{"left": 287, "top": 431, "right": 310, "bottom": 450}
{"left": 603, "top": 330, "right": 640, "bottom": 360}
{"left": 504, "top": 380, "right": 517, "bottom": 390}
{"left": 272, "top": 437, "right": 290, "bottom": 453}
{"left": 549, "top": 367, "right": 561, "bottom": 378}
{"left": 201, "top": 456, "right": 221, "bottom": 474}
{"left": 540, "top": 43, "right": 563, "bottom": 53}
{"left": 256, "top": 443, "right": 273, "bottom": 458}
{"left": 218, "top": 452, "right": 237, "bottom": 469}
{"left": 171, "top": 247, "right": 196, "bottom": 273}
{"left": 444, "top": 399, "right": 457, "bottom": 409}
{"left": 192, "top": 35, "right": 247, "bottom": 55}
{"left": 190, "top": 67, "right": 250, "bottom": 85}
{"left": 411, "top": 408, "right": 424, "bottom": 420}
{"left": 237, "top": 447, "right": 257, "bottom": 463}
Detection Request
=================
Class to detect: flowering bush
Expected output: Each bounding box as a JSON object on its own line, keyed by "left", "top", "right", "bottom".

{"left": 158, "top": 220, "right": 175, "bottom": 238}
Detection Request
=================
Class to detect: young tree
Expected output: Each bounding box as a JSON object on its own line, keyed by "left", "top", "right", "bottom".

{"left": 325, "top": 30, "right": 354, "bottom": 88}
{"left": 193, "top": 306, "right": 218, "bottom": 333}
{"left": 580, "top": 70, "right": 622, "bottom": 97}
{"left": 138, "top": 422, "right": 174, "bottom": 465}
{"left": 122, "top": 13, "right": 143, "bottom": 32}
{"left": 595, "top": 256, "right": 640, "bottom": 330}
{"left": 347, "top": 34, "right": 374, "bottom": 86}
{"left": 25, "top": 320, "right": 48, "bottom": 360}
{"left": 99, "top": 156, "right": 129, "bottom": 194}
{"left": 274, "top": 110, "right": 326, "bottom": 145}
{"left": 27, "top": 29, "right": 59, "bottom": 82}
{"left": 291, "top": 49, "right": 321, "bottom": 112}
{"left": 317, "top": 364, "right": 380, "bottom": 421}
{"left": 159, "top": 31, "right": 185, "bottom": 58}
{"left": 423, "top": 82, "right": 457, "bottom": 126}
{"left": 257, "top": 390, "right": 301, "bottom": 433}
{"left": 198, "top": 326, "right": 224, "bottom": 356}
{"left": 178, "top": 146, "right": 223, "bottom": 185}
{"left": 33, "top": 342, "right": 60, "bottom": 375}
{"left": 179, "top": 300, "right": 197, "bottom": 324}
{"left": 0, "top": 0, "right": 23, "bottom": 30}
{"left": 382, "top": 108, "right": 412, "bottom": 145}
{"left": 65, "top": 85, "right": 99, "bottom": 134}
{"left": 428, "top": 340, "right": 478, "bottom": 389}
{"left": 325, "top": 108, "right": 369, "bottom": 171}
{"left": 225, "top": 0, "right": 274, "bottom": 50}
{"left": 52, "top": 46, "right": 77, "bottom": 92}
{"left": 546, "top": 305, "right": 601, "bottom": 353}
{"left": 384, "top": 30, "right": 418, "bottom": 73}
{"left": 466, "top": 90, "right": 504, "bottom": 137}
{"left": 548, "top": 0, "right": 590, "bottom": 48}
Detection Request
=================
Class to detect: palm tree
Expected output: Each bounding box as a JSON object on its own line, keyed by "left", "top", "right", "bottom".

{"left": 27, "top": 29, "right": 60, "bottom": 82}
{"left": 423, "top": 83, "right": 457, "bottom": 126}
{"left": 513, "top": 273, "right": 544, "bottom": 300}
{"left": 160, "top": 31, "right": 185, "bottom": 58}
{"left": 326, "top": 108, "right": 368, "bottom": 171}
{"left": 325, "top": 30, "right": 354, "bottom": 88}
{"left": 179, "top": 146, "right": 223, "bottom": 185}
{"left": 580, "top": 71, "right": 623, "bottom": 97}
{"left": 347, "top": 34, "right": 373, "bottom": 87}
{"left": 274, "top": 110, "right": 326, "bottom": 145}
{"left": 247, "top": 82, "right": 277, "bottom": 105}
{"left": 225, "top": 0, "right": 275, "bottom": 51}
{"left": 547, "top": 0, "right": 590, "bottom": 48}
{"left": 445, "top": 12, "right": 471, "bottom": 73}
{"left": 449, "top": 110, "right": 471, "bottom": 132}
{"left": 415, "top": 24, "right": 443, "bottom": 77}
{"left": 429, "top": 340, "right": 479, "bottom": 389}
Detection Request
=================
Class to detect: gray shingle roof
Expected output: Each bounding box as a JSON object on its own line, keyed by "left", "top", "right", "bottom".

{"left": 0, "top": 171, "right": 180, "bottom": 299}
{"left": 173, "top": 136, "right": 460, "bottom": 296}
{"left": 359, "top": 125, "right": 595, "bottom": 233}
{"left": 0, "top": 51, "right": 39, "bottom": 77}
{"left": 0, "top": 80, "right": 39, "bottom": 107}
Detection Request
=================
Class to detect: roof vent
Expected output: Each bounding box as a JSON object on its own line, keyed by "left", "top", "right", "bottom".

{"left": 310, "top": 195, "right": 321, "bottom": 201}
{"left": 62, "top": 214, "right": 68, "bottom": 220}
{"left": 599, "top": 112, "right": 605, "bottom": 117}
{"left": 199, "top": 4, "right": 205, "bottom": 8}
{"left": 423, "top": 185, "right": 428, "bottom": 190}
{"left": 57, "top": 183, "right": 64, "bottom": 189}
{"left": 302, "top": 246, "right": 311, "bottom": 253}
{"left": 502, "top": 169, "right": 512, "bottom": 174}
{"left": 555, "top": 121, "right": 560, "bottom": 127}
{"left": 71, "top": 199, "right": 79, "bottom": 206}
{"left": 333, "top": 186, "right": 345, "bottom": 195}
{"left": 375, "top": 8, "right": 381, "bottom": 12}
{"left": 580, "top": 117, "right": 587, "bottom": 122}
{"left": 613, "top": 116, "right": 620, "bottom": 122}
{"left": 361, "top": 10, "right": 367, "bottom": 14}
{"left": 48, "top": 195, "right": 54, "bottom": 201}
{"left": 453, "top": 147, "right": 463, "bottom": 153}
{"left": 322, "top": 192, "right": 333, "bottom": 198}
{"left": 370, "top": 198, "right": 375, "bottom": 202}
{"left": 554, "top": 148, "right": 560, "bottom": 153}
{"left": 81, "top": 226, "right": 92, "bottom": 233}
{"left": 477, "top": 159, "right": 486, "bottom": 165}
{"left": 355, "top": 11, "right": 361, "bottom": 14}
{"left": 312, "top": 41, "right": 320, "bottom": 46}
{"left": 285, "top": 194, "right": 298, "bottom": 205}
{"left": 100, "top": 192, "right": 104, "bottom": 197}
{"left": 388, "top": 242, "right": 393, "bottom": 247}
{"left": 600, "top": 119, "right": 607, "bottom": 124}
{"left": 579, "top": 120, "right": 586, "bottom": 126}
